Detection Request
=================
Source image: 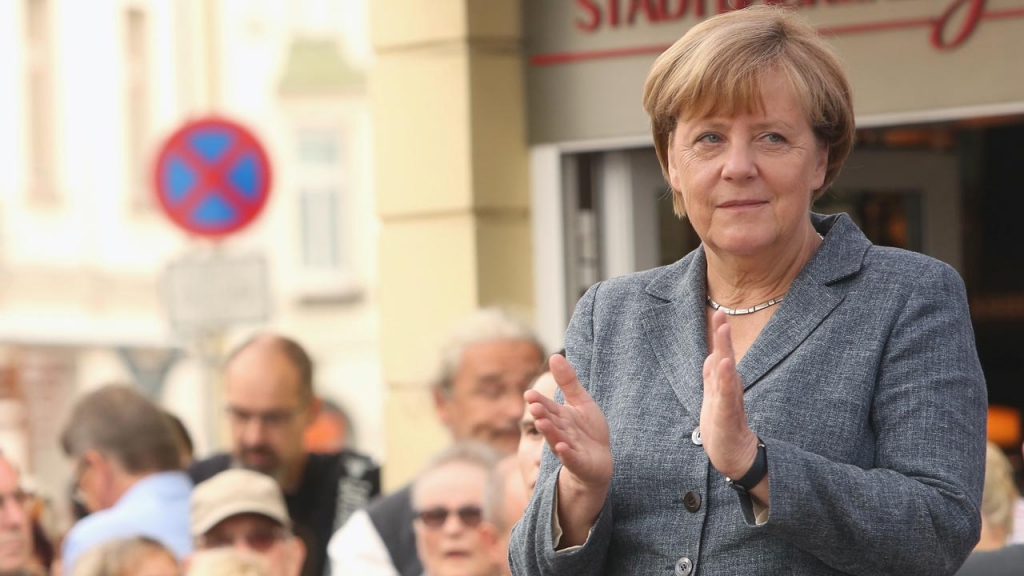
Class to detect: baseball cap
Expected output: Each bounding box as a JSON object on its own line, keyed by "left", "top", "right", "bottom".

{"left": 191, "top": 469, "right": 291, "bottom": 536}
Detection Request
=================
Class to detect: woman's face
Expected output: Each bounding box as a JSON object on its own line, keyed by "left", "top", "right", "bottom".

{"left": 517, "top": 372, "right": 558, "bottom": 498}
{"left": 667, "top": 69, "right": 827, "bottom": 257}
{"left": 413, "top": 463, "right": 496, "bottom": 576}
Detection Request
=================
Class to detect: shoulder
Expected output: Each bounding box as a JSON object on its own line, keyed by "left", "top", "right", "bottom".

{"left": 62, "top": 507, "right": 130, "bottom": 559}
{"left": 307, "top": 450, "right": 379, "bottom": 480}
{"left": 366, "top": 484, "right": 413, "bottom": 518}
{"left": 859, "top": 246, "right": 965, "bottom": 298}
{"left": 187, "top": 453, "right": 232, "bottom": 484}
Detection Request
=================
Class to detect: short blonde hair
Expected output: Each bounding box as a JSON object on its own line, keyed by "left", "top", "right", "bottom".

{"left": 981, "top": 442, "right": 1020, "bottom": 538}
{"left": 642, "top": 5, "right": 855, "bottom": 217}
{"left": 73, "top": 537, "right": 176, "bottom": 576}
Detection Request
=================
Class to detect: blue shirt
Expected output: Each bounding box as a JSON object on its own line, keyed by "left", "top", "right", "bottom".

{"left": 61, "top": 471, "right": 193, "bottom": 574}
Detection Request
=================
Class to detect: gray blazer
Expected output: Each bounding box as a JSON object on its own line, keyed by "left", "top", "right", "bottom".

{"left": 510, "top": 213, "right": 987, "bottom": 576}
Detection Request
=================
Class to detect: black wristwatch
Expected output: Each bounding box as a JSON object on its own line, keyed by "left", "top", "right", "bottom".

{"left": 725, "top": 438, "right": 767, "bottom": 495}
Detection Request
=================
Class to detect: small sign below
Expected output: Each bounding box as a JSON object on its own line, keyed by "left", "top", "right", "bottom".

{"left": 163, "top": 253, "right": 270, "bottom": 333}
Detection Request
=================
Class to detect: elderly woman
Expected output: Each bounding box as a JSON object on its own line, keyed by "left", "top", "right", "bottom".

{"left": 509, "top": 6, "right": 987, "bottom": 576}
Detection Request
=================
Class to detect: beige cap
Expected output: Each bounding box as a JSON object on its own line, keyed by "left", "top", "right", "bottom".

{"left": 191, "top": 469, "right": 291, "bottom": 536}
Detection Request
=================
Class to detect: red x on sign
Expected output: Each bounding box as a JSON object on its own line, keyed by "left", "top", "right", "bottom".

{"left": 153, "top": 117, "right": 272, "bottom": 238}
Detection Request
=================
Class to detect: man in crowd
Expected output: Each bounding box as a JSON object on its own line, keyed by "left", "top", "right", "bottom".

{"left": 189, "top": 333, "right": 380, "bottom": 576}
{"left": 191, "top": 469, "right": 307, "bottom": 576}
{"left": 328, "top": 308, "right": 544, "bottom": 576}
{"left": 482, "top": 456, "right": 530, "bottom": 576}
{"left": 60, "top": 385, "right": 192, "bottom": 574}
{"left": 0, "top": 451, "right": 32, "bottom": 576}
{"left": 411, "top": 442, "right": 502, "bottom": 576}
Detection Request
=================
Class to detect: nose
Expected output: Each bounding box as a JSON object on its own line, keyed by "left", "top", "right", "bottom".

{"left": 721, "top": 141, "right": 757, "bottom": 182}
{"left": 500, "top": 392, "right": 526, "bottom": 424}
{"left": 241, "top": 417, "right": 267, "bottom": 446}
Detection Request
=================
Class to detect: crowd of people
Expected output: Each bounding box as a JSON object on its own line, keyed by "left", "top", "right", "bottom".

{"left": 0, "top": 307, "right": 561, "bottom": 576}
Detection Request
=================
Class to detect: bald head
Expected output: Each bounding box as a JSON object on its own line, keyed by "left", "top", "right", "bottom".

{"left": 227, "top": 334, "right": 314, "bottom": 402}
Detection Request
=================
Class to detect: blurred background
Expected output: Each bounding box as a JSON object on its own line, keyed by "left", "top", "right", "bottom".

{"left": 1, "top": 0, "right": 1024, "bottom": 536}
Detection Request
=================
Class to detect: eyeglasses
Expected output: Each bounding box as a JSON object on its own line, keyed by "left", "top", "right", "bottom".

{"left": 198, "top": 527, "right": 289, "bottom": 552}
{"left": 225, "top": 406, "right": 301, "bottom": 429}
{"left": 0, "top": 490, "right": 28, "bottom": 509}
{"left": 414, "top": 506, "right": 484, "bottom": 529}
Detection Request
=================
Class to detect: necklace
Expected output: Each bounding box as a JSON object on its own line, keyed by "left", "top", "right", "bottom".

{"left": 706, "top": 294, "right": 784, "bottom": 316}
{"left": 705, "top": 231, "right": 822, "bottom": 316}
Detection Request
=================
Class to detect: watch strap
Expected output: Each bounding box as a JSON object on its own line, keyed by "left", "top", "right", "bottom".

{"left": 726, "top": 438, "right": 767, "bottom": 495}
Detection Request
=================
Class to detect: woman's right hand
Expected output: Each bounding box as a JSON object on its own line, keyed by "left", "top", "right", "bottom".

{"left": 525, "top": 354, "right": 612, "bottom": 546}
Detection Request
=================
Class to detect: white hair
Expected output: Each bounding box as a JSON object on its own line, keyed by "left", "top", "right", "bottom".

{"left": 435, "top": 308, "right": 543, "bottom": 393}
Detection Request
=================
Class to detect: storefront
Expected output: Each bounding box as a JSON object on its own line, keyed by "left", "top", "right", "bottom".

{"left": 523, "top": 0, "right": 1024, "bottom": 413}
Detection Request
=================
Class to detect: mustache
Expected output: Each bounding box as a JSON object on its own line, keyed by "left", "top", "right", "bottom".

{"left": 239, "top": 446, "right": 277, "bottom": 459}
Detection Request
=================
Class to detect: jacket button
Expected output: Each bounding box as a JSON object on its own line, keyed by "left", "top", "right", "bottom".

{"left": 691, "top": 426, "right": 702, "bottom": 446}
{"left": 674, "top": 556, "right": 693, "bottom": 576}
{"left": 683, "top": 491, "right": 702, "bottom": 513}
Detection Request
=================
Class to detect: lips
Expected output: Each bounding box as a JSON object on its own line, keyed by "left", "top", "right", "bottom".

{"left": 719, "top": 199, "right": 767, "bottom": 208}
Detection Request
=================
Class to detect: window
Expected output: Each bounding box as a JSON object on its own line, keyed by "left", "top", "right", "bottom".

{"left": 25, "top": 0, "right": 55, "bottom": 201}
{"left": 296, "top": 130, "right": 346, "bottom": 273}
{"left": 124, "top": 8, "right": 150, "bottom": 209}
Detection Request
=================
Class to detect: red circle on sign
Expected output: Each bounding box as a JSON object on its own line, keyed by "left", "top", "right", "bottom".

{"left": 152, "top": 116, "right": 273, "bottom": 239}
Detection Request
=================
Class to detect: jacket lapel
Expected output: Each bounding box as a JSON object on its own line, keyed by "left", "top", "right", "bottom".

{"left": 737, "top": 213, "right": 870, "bottom": 390}
{"left": 640, "top": 248, "right": 709, "bottom": 419}
{"left": 639, "top": 213, "right": 870, "bottom": 414}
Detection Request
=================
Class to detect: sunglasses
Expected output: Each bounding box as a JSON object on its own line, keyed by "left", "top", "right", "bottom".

{"left": 198, "top": 527, "right": 288, "bottom": 552}
{"left": 414, "top": 505, "right": 484, "bottom": 529}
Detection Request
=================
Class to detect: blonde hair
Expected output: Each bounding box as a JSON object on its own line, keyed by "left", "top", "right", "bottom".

{"left": 187, "top": 549, "right": 269, "bottom": 576}
{"left": 642, "top": 5, "right": 855, "bottom": 217}
{"left": 73, "top": 537, "right": 177, "bottom": 576}
{"left": 981, "top": 442, "right": 1020, "bottom": 539}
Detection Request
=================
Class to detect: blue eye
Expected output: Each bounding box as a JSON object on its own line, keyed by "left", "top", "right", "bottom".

{"left": 764, "top": 133, "right": 785, "bottom": 143}
{"left": 698, "top": 133, "right": 722, "bottom": 144}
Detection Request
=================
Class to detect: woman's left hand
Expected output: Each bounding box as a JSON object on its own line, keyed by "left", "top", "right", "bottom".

{"left": 701, "top": 310, "right": 764, "bottom": 490}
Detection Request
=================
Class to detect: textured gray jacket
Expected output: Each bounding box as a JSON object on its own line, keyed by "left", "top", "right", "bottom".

{"left": 510, "top": 213, "right": 987, "bottom": 575}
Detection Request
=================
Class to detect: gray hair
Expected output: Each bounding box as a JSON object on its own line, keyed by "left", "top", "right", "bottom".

{"left": 435, "top": 308, "right": 544, "bottom": 393}
{"left": 411, "top": 441, "right": 502, "bottom": 509}
{"left": 61, "top": 385, "right": 181, "bottom": 474}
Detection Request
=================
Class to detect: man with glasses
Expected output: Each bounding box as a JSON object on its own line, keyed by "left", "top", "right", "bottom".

{"left": 60, "top": 385, "right": 192, "bottom": 575}
{"left": 411, "top": 442, "right": 503, "bottom": 576}
{"left": 188, "top": 334, "right": 379, "bottom": 576}
{"left": 0, "top": 451, "right": 32, "bottom": 576}
{"left": 191, "top": 469, "right": 306, "bottom": 576}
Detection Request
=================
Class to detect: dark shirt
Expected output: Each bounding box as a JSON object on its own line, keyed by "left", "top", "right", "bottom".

{"left": 365, "top": 484, "right": 421, "bottom": 576}
{"left": 954, "top": 545, "right": 1024, "bottom": 576}
{"left": 189, "top": 451, "right": 380, "bottom": 576}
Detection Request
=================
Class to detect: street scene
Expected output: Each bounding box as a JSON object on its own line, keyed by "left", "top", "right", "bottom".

{"left": 0, "top": 1, "right": 1023, "bottom": 575}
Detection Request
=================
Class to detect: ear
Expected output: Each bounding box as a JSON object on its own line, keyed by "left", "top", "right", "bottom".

{"left": 813, "top": 142, "right": 829, "bottom": 190}
{"left": 303, "top": 396, "right": 323, "bottom": 428}
{"left": 666, "top": 132, "right": 682, "bottom": 192}
{"left": 287, "top": 537, "right": 307, "bottom": 576}
{"left": 477, "top": 523, "right": 507, "bottom": 567}
{"left": 432, "top": 386, "right": 453, "bottom": 428}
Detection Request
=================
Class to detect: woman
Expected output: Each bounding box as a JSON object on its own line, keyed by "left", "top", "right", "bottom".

{"left": 509, "top": 6, "right": 986, "bottom": 576}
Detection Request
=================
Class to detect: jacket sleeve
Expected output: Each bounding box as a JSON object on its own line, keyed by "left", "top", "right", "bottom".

{"left": 509, "top": 282, "right": 615, "bottom": 576}
{"left": 749, "top": 262, "right": 987, "bottom": 575}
